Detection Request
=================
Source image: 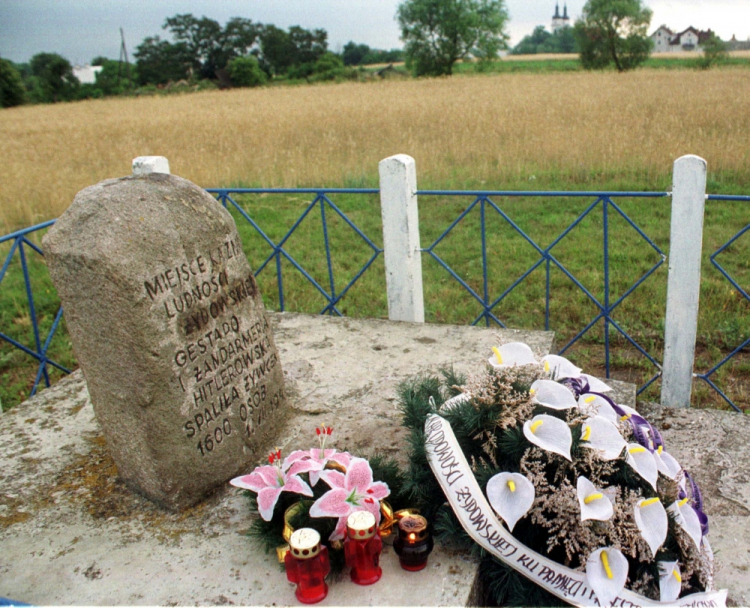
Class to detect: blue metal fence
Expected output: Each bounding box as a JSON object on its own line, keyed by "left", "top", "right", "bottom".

{"left": 418, "top": 191, "right": 668, "bottom": 395}
{"left": 207, "top": 188, "right": 381, "bottom": 316}
{"left": 0, "top": 220, "right": 70, "bottom": 397}
{"left": 694, "top": 194, "right": 750, "bottom": 413}
{"left": 0, "top": 187, "right": 747, "bottom": 411}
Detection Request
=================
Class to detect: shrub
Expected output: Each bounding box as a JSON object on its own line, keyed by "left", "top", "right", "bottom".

{"left": 696, "top": 34, "right": 728, "bottom": 70}
{"left": 228, "top": 55, "right": 267, "bottom": 87}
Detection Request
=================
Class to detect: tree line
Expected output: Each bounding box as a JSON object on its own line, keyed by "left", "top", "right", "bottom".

{"left": 1, "top": 0, "right": 730, "bottom": 109}
{"left": 0, "top": 16, "right": 404, "bottom": 108}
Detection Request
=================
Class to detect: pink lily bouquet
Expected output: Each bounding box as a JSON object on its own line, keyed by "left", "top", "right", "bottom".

{"left": 230, "top": 425, "right": 392, "bottom": 560}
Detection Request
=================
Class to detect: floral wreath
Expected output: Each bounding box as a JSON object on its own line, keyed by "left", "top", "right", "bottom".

{"left": 400, "top": 342, "right": 725, "bottom": 607}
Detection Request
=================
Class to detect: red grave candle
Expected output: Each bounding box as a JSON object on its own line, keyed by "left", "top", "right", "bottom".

{"left": 393, "top": 514, "right": 433, "bottom": 571}
{"left": 344, "top": 511, "right": 383, "bottom": 585}
{"left": 284, "top": 528, "right": 330, "bottom": 604}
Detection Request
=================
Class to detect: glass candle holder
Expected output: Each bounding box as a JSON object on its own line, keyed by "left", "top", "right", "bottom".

{"left": 284, "top": 528, "right": 330, "bottom": 604}
{"left": 393, "top": 514, "right": 433, "bottom": 571}
{"left": 344, "top": 511, "right": 383, "bottom": 585}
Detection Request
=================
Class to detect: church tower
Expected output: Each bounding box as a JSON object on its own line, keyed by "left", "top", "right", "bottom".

{"left": 552, "top": 2, "right": 570, "bottom": 33}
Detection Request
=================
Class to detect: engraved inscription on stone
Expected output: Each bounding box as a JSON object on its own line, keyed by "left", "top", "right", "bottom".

{"left": 141, "top": 238, "right": 284, "bottom": 459}
{"left": 43, "top": 173, "right": 287, "bottom": 510}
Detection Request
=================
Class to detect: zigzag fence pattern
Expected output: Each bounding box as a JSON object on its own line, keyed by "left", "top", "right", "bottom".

{"left": 0, "top": 179, "right": 747, "bottom": 412}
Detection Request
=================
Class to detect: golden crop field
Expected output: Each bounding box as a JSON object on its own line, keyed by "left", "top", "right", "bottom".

{"left": 1, "top": 67, "right": 749, "bottom": 231}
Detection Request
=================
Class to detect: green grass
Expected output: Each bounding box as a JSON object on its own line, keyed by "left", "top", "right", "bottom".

{"left": 1, "top": 175, "right": 747, "bottom": 412}
{"left": 451, "top": 55, "right": 750, "bottom": 76}
{"left": 0, "top": 228, "right": 75, "bottom": 411}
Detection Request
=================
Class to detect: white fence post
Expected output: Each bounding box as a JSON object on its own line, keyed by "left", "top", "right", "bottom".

{"left": 378, "top": 154, "right": 425, "bottom": 323}
{"left": 661, "top": 154, "right": 707, "bottom": 408}
{"left": 132, "top": 156, "right": 171, "bottom": 175}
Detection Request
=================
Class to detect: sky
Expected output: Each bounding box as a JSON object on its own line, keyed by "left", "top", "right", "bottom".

{"left": 0, "top": 0, "right": 748, "bottom": 65}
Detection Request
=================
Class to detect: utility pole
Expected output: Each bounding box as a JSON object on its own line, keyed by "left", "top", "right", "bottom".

{"left": 117, "top": 27, "right": 132, "bottom": 86}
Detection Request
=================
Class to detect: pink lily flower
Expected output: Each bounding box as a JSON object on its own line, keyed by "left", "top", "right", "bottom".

{"left": 230, "top": 450, "right": 313, "bottom": 521}
{"left": 284, "top": 448, "right": 352, "bottom": 486}
{"left": 309, "top": 456, "right": 390, "bottom": 540}
{"left": 283, "top": 424, "right": 352, "bottom": 486}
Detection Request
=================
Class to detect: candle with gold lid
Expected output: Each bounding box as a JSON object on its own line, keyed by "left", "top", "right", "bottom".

{"left": 393, "top": 514, "right": 433, "bottom": 571}
{"left": 284, "top": 528, "right": 330, "bottom": 604}
{"left": 344, "top": 511, "right": 383, "bottom": 585}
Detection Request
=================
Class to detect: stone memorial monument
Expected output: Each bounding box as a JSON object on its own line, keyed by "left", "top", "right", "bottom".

{"left": 43, "top": 164, "right": 286, "bottom": 510}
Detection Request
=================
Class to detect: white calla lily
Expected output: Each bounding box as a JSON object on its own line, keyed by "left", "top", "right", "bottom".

{"left": 586, "top": 547, "right": 629, "bottom": 607}
{"left": 616, "top": 403, "right": 641, "bottom": 422}
{"left": 486, "top": 472, "right": 535, "bottom": 532}
{"left": 658, "top": 561, "right": 683, "bottom": 602}
{"left": 577, "top": 476, "right": 614, "bottom": 521}
{"left": 580, "top": 374, "right": 612, "bottom": 392}
{"left": 523, "top": 414, "right": 572, "bottom": 461}
{"left": 488, "top": 342, "right": 537, "bottom": 368}
{"left": 654, "top": 446, "right": 682, "bottom": 480}
{"left": 541, "top": 354, "right": 582, "bottom": 379}
{"left": 578, "top": 393, "right": 619, "bottom": 423}
{"left": 634, "top": 497, "right": 668, "bottom": 557}
{"left": 668, "top": 499, "right": 703, "bottom": 550}
{"left": 580, "top": 416, "right": 627, "bottom": 460}
{"left": 530, "top": 379, "right": 577, "bottom": 410}
{"left": 626, "top": 444, "right": 659, "bottom": 490}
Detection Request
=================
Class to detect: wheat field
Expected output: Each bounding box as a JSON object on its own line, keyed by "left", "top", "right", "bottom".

{"left": 1, "top": 68, "right": 749, "bottom": 231}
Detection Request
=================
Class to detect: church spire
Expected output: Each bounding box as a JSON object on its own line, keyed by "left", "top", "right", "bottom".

{"left": 554, "top": 2, "right": 560, "bottom": 19}
{"left": 563, "top": 3, "right": 568, "bottom": 19}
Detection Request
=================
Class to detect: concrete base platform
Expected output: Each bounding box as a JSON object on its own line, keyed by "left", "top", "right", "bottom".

{"left": 639, "top": 402, "right": 750, "bottom": 607}
{"left": 1, "top": 313, "right": 558, "bottom": 606}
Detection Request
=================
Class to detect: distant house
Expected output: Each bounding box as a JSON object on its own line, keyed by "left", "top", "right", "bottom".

{"left": 551, "top": 2, "right": 570, "bottom": 33}
{"left": 650, "top": 26, "right": 716, "bottom": 53}
{"left": 72, "top": 64, "right": 103, "bottom": 85}
{"left": 650, "top": 26, "right": 674, "bottom": 53}
{"left": 727, "top": 35, "right": 750, "bottom": 51}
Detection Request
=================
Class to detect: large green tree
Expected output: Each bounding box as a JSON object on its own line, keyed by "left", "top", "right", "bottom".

{"left": 29, "top": 52, "right": 79, "bottom": 102}
{"left": 258, "top": 25, "right": 328, "bottom": 76}
{"left": 163, "top": 14, "right": 261, "bottom": 79}
{"left": 573, "top": 0, "right": 653, "bottom": 72}
{"left": 0, "top": 58, "right": 26, "bottom": 107}
{"left": 397, "top": 0, "right": 509, "bottom": 76}
{"left": 512, "top": 25, "right": 578, "bottom": 55}
{"left": 134, "top": 36, "right": 193, "bottom": 85}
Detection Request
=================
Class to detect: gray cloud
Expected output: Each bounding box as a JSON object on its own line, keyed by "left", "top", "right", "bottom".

{"left": 0, "top": 0, "right": 747, "bottom": 64}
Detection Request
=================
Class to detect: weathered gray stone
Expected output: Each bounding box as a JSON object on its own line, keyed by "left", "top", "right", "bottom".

{"left": 42, "top": 173, "right": 286, "bottom": 510}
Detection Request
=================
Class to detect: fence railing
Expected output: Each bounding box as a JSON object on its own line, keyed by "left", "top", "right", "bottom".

{"left": 207, "top": 188, "right": 382, "bottom": 316}
{"left": 0, "top": 155, "right": 747, "bottom": 413}
{"left": 0, "top": 220, "right": 69, "bottom": 398}
{"left": 694, "top": 194, "right": 750, "bottom": 411}
{"left": 416, "top": 189, "right": 668, "bottom": 397}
